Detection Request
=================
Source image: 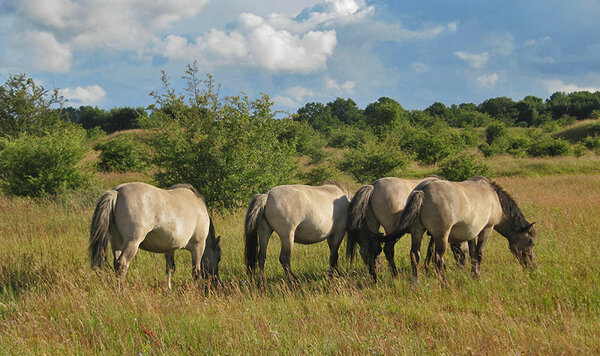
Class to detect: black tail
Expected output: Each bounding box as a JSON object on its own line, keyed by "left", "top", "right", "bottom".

{"left": 244, "top": 193, "right": 268, "bottom": 273}
{"left": 384, "top": 190, "right": 424, "bottom": 242}
{"left": 346, "top": 184, "right": 374, "bottom": 262}
{"left": 89, "top": 190, "right": 118, "bottom": 268}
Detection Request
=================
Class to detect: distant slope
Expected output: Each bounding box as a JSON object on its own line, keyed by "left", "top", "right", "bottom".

{"left": 553, "top": 119, "right": 600, "bottom": 142}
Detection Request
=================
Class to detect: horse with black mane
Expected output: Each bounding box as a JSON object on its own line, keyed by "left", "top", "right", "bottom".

{"left": 384, "top": 177, "right": 536, "bottom": 285}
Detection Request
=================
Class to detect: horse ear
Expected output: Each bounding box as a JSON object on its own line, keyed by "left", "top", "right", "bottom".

{"left": 528, "top": 222, "right": 536, "bottom": 230}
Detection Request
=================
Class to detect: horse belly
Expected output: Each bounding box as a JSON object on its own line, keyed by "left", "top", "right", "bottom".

{"left": 293, "top": 221, "right": 330, "bottom": 244}
{"left": 448, "top": 222, "right": 480, "bottom": 243}
{"left": 139, "top": 228, "right": 190, "bottom": 253}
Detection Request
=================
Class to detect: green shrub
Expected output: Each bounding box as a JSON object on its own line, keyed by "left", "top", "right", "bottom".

{"left": 302, "top": 166, "right": 336, "bottom": 186}
{"left": 151, "top": 64, "right": 299, "bottom": 209}
{"left": 406, "top": 125, "right": 465, "bottom": 165}
{"left": 485, "top": 123, "right": 507, "bottom": 144}
{"left": 86, "top": 126, "right": 106, "bottom": 141}
{"left": 583, "top": 135, "right": 600, "bottom": 153}
{"left": 337, "top": 138, "right": 407, "bottom": 183}
{"left": 526, "top": 136, "right": 571, "bottom": 157}
{"left": 438, "top": 153, "right": 491, "bottom": 182}
{"left": 327, "top": 125, "right": 375, "bottom": 149}
{"left": 573, "top": 144, "right": 586, "bottom": 157}
{"left": 95, "top": 137, "right": 146, "bottom": 172}
{"left": 0, "top": 127, "right": 90, "bottom": 196}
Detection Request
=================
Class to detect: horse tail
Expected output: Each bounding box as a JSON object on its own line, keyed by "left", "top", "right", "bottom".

{"left": 244, "top": 193, "right": 268, "bottom": 273}
{"left": 346, "top": 184, "right": 374, "bottom": 262}
{"left": 385, "top": 190, "right": 424, "bottom": 242}
{"left": 89, "top": 190, "right": 118, "bottom": 268}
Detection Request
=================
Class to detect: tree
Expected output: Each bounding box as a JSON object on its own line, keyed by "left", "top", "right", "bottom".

{"left": 0, "top": 73, "right": 63, "bottom": 138}
{"left": 79, "top": 106, "right": 109, "bottom": 131}
{"left": 364, "top": 97, "right": 409, "bottom": 135}
{"left": 295, "top": 102, "right": 340, "bottom": 133}
{"left": 151, "top": 64, "right": 299, "bottom": 209}
{"left": 105, "top": 107, "right": 143, "bottom": 133}
{"left": 326, "top": 97, "right": 365, "bottom": 126}
{"left": 478, "top": 97, "right": 518, "bottom": 125}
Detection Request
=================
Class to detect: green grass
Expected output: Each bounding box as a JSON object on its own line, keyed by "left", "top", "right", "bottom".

{"left": 553, "top": 119, "right": 600, "bottom": 142}
{"left": 1, "top": 169, "right": 600, "bottom": 354}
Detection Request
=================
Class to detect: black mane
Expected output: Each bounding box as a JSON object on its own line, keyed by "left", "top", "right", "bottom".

{"left": 490, "top": 181, "right": 529, "bottom": 231}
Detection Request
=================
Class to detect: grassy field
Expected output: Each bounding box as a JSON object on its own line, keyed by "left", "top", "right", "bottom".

{"left": 1, "top": 168, "right": 599, "bottom": 354}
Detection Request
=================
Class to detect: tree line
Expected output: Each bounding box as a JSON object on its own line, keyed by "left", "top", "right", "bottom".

{"left": 1, "top": 69, "right": 599, "bottom": 207}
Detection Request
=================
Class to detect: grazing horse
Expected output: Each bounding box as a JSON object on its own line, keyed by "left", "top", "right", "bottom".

{"left": 347, "top": 177, "right": 466, "bottom": 281}
{"left": 89, "top": 182, "right": 221, "bottom": 288}
{"left": 244, "top": 181, "right": 350, "bottom": 279}
{"left": 385, "top": 177, "right": 536, "bottom": 285}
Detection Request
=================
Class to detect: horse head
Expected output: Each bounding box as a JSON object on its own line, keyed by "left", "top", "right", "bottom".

{"left": 508, "top": 222, "right": 536, "bottom": 269}
{"left": 201, "top": 235, "right": 222, "bottom": 280}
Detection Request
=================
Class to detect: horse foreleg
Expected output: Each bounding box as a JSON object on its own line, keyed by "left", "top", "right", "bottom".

{"left": 434, "top": 233, "right": 449, "bottom": 287}
{"left": 473, "top": 228, "right": 493, "bottom": 279}
{"left": 279, "top": 232, "right": 295, "bottom": 280}
{"left": 327, "top": 230, "right": 344, "bottom": 276}
{"left": 165, "top": 252, "right": 175, "bottom": 290}
{"left": 450, "top": 242, "right": 467, "bottom": 268}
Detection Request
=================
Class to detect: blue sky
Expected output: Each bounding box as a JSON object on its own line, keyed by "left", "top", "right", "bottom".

{"left": 1, "top": 0, "right": 599, "bottom": 114}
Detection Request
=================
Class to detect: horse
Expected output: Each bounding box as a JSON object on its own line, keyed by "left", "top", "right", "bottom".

{"left": 244, "top": 181, "right": 350, "bottom": 280}
{"left": 89, "top": 182, "right": 221, "bottom": 289}
{"left": 385, "top": 177, "right": 536, "bottom": 286}
{"left": 347, "top": 176, "right": 467, "bottom": 281}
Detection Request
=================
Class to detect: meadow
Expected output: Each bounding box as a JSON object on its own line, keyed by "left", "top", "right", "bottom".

{"left": 1, "top": 157, "right": 599, "bottom": 354}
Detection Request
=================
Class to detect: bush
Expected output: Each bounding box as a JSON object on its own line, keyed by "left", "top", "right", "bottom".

{"left": 407, "top": 125, "right": 465, "bottom": 165}
{"left": 337, "top": 138, "right": 407, "bottom": 183}
{"left": 526, "top": 136, "right": 571, "bottom": 157}
{"left": 0, "top": 127, "right": 90, "bottom": 196}
{"left": 485, "top": 123, "right": 507, "bottom": 144}
{"left": 302, "top": 166, "right": 336, "bottom": 186}
{"left": 583, "top": 135, "right": 600, "bottom": 152}
{"left": 327, "top": 125, "right": 375, "bottom": 149}
{"left": 438, "top": 153, "right": 491, "bottom": 182}
{"left": 95, "top": 137, "right": 146, "bottom": 172}
{"left": 151, "top": 64, "right": 299, "bottom": 209}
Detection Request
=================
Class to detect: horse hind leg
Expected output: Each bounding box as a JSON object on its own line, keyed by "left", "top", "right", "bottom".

{"left": 114, "top": 239, "right": 142, "bottom": 285}
{"left": 383, "top": 239, "right": 398, "bottom": 278}
{"left": 165, "top": 252, "right": 175, "bottom": 290}
{"left": 410, "top": 225, "right": 425, "bottom": 286}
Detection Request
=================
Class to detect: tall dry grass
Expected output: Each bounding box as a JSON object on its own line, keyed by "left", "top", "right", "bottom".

{"left": 1, "top": 174, "right": 599, "bottom": 354}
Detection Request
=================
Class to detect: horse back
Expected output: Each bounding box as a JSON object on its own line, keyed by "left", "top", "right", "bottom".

{"left": 370, "top": 177, "right": 421, "bottom": 233}
{"left": 264, "top": 184, "right": 349, "bottom": 243}
{"left": 113, "top": 183, "right": 209, "bottom": 251}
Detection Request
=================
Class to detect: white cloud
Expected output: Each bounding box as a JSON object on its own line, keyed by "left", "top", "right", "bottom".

{"left": 15, "top": 0, "right": 209, "bottom": 52}
{"left": 273, "top": 86, "right": 315, "bottom": 108}
{"left": 152, "top": 2, "right": 363, "bottom": 73}
{"left": 16, "top": 31, "right": 72, "bottom": 72}
{"left": 544, "top": 79, "right": 600, "bottom": 94}
{"left": 326, "top": 77, "right": 355, "bottom": 92}
{"left": 411, "top": 62, "right": 429, "bottom": 73}
{"left": 477, "top": 73, "right": 498, "bottom": 87}
{"left": 488, "top": 33, "right": 514, "bottom": 56}
{"left": 447, "top": 22, "right": 458, "bottom": 33}
{"left": 454, "top": 51, "right": 489, "bottom": 68}
{"left": 60, "top": 85, "right": 106, "bottom": 105}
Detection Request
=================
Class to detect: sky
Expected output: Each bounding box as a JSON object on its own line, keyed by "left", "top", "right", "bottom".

{"left": 1, "top": 0, "right": 600, "bottom": 114}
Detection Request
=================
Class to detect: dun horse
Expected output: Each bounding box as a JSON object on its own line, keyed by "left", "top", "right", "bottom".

{"left": 244, "top": 181, "right": 350, "bottom": 279}
{"left": 385, "top": 177, "right": 536, "bottom": 285}
{"left": 347, "top": 177, "right": 465, "bottom": 281}
{"left": 89, "top": 182, "right": 221, "bottom": 288}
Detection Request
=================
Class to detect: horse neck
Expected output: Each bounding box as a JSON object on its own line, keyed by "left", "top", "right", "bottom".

{"left": 494, "top": 219, "right": 516, "bottom": 241}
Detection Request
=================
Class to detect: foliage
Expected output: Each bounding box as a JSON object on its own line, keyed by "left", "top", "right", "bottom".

{"left": 437, "top": 153, "right": 491, "bottom": 181}
{"left": 526, "top": 135, "right": 571, "bottom": 157}
{"left": 277, "top": 120, "right": 327, "bottom": 164}
{"left": 403, "top": 124, "right": 467, "bottom": 165}
{"left": 327, "top": 125, "right": 375, "bottom": 149}
{"left": 337, "top": 138, "right": 407, "bottom": 183}
{"left": 485, "top": 123, "right": 507, "bottom": 144}
{"left": 0, "top": 73, "right": 64, "bottom": 138}
{"left": 151, "top": 63, "right": 299, "bottom": 209}
{"left": 0, "top": 126, "right": 90, "bottom": 196}
{"left": 301, "top": 165, "right": 336, "bottom": 186}
{"left": 95, "top": 137, "right": 146, "bottom": 173}
{"left": 364, "top": 97, "right": 409, "bottom": 136}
